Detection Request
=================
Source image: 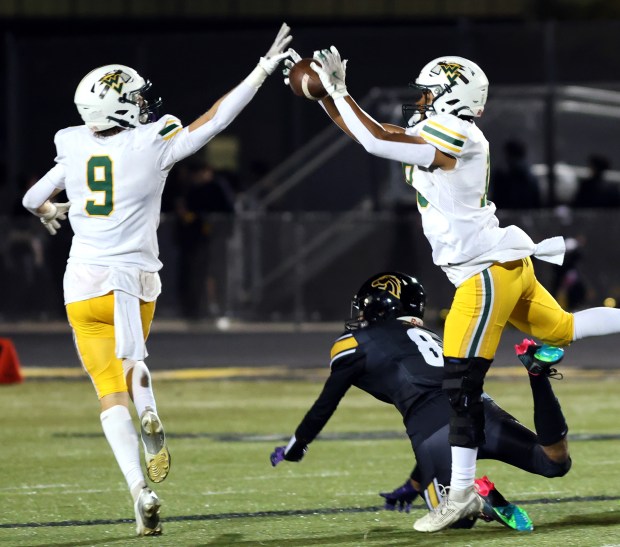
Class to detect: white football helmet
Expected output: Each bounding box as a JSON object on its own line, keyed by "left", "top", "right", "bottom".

{"left": 74, "top": 64, "right": 161, "bottom": 131}
{"left": 403, "top": 56, "right": 489, "bottom": 126}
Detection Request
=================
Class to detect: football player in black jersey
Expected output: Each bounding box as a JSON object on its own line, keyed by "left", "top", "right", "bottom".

{"left": 270, "top": 271, "right": 570, "bottom": 531}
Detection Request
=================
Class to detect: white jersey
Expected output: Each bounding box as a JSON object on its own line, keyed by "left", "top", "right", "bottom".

{"left": 24, "top": 78, "right": 260, "bottom": 304}
{"left": 54, "top": 114, "right": 182, "bottom": 271}
{"left": 35, "top": 114, "right": 188, "bottom": 304}
{"left": 405, "top": 114, "right": 563, "bottom": 286}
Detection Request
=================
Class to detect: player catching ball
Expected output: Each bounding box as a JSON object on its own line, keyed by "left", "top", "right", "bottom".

{"left": 283, "top": 43, "right": 620, "bottom": 532}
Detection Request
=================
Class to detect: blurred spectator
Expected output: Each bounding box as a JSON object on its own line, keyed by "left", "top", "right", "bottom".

{"left": 551, "top": 237, "right": 588, "bottom": 311}
{"left": 4, "top": 174, "right": 69, "bottom": 319}
{"left": 490, "top": 140, "right": 541, "bottom": 209}
{"left": 572, "top": 155, "right": 619, "bottom": 208}
{"left": 174, "top": 160, "right": 236, "bottom": 319}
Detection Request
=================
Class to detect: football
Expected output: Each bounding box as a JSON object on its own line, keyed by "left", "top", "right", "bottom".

{"left": 288, "top": 58, "right": 327, "bottom": 101}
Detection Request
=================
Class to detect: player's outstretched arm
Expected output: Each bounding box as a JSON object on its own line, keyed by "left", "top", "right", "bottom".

{"left": 167, "top": 23, "right": 292, "bottom": 165}
{"left": 187, "top": 22, "right": 291, "bottom": 134}
{"left": 312, "top": 47, "right": 455, "bottom": 171}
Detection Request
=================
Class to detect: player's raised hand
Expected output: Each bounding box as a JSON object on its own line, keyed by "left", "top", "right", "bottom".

{"left": 310, "top": 46, "right": 348, "bottom": 100}
{"left": 259, "top": 23, "right": 293, "bottom": 75}
{"left": 282, "top": 48, "right": 302, "bottom": 86}
{"left": 40, "top": 201, "right": 71, "bottom": 235}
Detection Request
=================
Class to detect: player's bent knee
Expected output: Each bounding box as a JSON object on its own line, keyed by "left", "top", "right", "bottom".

{"left": 442, "top": 357, "right": 492, "bottom": 411}
{"left": 535, "top": 447, "right": 572, "bottom": 477}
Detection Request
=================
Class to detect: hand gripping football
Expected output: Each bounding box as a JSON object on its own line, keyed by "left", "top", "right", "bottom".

{"left": 288, "top": 58, "right": 327, "bottom": 101}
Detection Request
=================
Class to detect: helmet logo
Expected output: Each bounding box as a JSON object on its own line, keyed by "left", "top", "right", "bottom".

{"left": 98, "top": 70, "right": 131, "bottom": 98}
{"left": 371, "top": 275, "right": 402, "bottom": 299}
{"left": 438, "top": 62, "right": 466, "bottom": 85}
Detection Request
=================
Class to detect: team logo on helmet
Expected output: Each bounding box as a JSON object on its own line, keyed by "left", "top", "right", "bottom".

{"left": 370, "top": 275, "right": 402, "bottom": 299}
{"left": 437, "top": 62, "right": 466, "bottom": 85}
{"left": 98, "top": 70, "right": 131, "bottom": 98}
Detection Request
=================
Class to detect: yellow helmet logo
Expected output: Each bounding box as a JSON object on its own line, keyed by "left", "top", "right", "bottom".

{"left": 439, "top": 62, "right": 464, "bottom": 85}
{"left": 99, "top": 70, "right": 130, "bottom": 96}
{"left": 370, "top": 275, "right": 402, "bottom": 299}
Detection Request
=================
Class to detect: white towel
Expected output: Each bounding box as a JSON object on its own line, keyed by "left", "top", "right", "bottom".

{"left": 114, "top": 290, "right": 148, "bottom": 361}
{"left": 533, "top": 236, "right": 566, "bottom": 266}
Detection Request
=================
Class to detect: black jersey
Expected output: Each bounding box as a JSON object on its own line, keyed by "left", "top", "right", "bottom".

{"left": 294, "top": 317, "right": 446, "bottom": 446}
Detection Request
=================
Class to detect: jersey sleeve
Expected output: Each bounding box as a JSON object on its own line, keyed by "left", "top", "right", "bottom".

{"left": 419, "top": 115, "right": 469, "bottom": 158}
{"left": 147, "top": 115, "right": 185, "bottom": 171}
{"left": 330, "top": 333, "right": 360, "bottom": 367}
{"left": 22, "top": 130, "right": 69, "bottom": 212}
{"left": 159, "top": 81, "right": 259, "bottom": 169}
{"left": 22, "top": 163, "right": 66, "bottom": 212}
{"left": 293, "top": 334, "right": 364, "bottom": 445}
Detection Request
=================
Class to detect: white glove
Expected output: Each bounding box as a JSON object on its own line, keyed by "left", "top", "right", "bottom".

{"left": 40, "top": 201, "right": 71, "bottom": 235}
{"left": 282, "top": 48, "right": 302, "bottom": 86}
{"left": 310, "top": 46, "right": 348, "bottom": 100}
{"left": 258, "top": 22, "right": 293, "bottom": 75}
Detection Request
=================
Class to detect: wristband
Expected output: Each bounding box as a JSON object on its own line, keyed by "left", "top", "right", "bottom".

{"left": 244, "top": 64, "right": 268, "bottom": 90}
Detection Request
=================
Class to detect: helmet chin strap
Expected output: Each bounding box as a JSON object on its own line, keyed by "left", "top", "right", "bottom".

{"left": 345, "top": 318, "right": 369, "bottom": 331}
{"left": 106, "top": 116, "right": 136, "bottom": 129}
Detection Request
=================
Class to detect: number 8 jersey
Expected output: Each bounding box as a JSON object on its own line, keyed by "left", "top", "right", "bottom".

{"left": 292, "top": 316, "right": 446, "bottom": 448}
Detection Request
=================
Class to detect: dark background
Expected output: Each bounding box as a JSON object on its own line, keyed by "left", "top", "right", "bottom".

{"left": 2, "top": 3, "right": 620, "bottom": 211}
{"left": 3, "top": 1, "right": 620, "bottom": 328}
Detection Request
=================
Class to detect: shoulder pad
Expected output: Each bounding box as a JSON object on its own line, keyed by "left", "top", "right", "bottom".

{"left": 329, "top": 333, "right": 359, "bottom": 367}
{"left": 156, "top": 115, "right": 183, "bottom": 140}
{"left": 419, "top": 114, "right": 469, "bottom": 157}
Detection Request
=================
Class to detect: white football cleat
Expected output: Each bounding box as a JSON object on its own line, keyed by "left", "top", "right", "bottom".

{"left": 413, "top": 486, "right": 483, "bottom": 532}
{"left": 134, "top": 487, "right": 162, "bottom": 536}
{"left": 140, "top": 407, "right": 171, "bottom": 483}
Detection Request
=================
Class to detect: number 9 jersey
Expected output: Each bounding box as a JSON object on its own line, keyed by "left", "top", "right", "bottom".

{"left": 45, "top": 114, "right": 183, "bottom": 272}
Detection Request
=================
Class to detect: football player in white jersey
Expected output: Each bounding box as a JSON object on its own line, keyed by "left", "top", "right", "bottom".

{"left": 288, "top": 46, "right": 620, "bottom": 532}
{"left": 22, "top": 23, "right": 292, "bottom": 536}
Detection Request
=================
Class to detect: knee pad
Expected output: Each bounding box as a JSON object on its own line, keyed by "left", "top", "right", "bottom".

{"left": 442, "top": 357, "right": 492, "bottom": 448}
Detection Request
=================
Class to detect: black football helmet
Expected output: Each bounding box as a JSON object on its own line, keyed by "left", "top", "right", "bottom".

{"left": 349, "top": 272, "right": 426, "bottom": 326}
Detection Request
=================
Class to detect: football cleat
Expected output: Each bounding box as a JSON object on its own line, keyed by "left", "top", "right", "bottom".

{"left": 134, "top": 487, "right": 162, "bottom": 536}
{"left": 515, "top": 338, "right": 564, "bottom": 379}
{"left": 140, "top": 408, "right": 171, "bottom": 483}
{"left": 413, "top": 486, "right": 483, "bottom": 532}
{"left": 474, "top": 476, "right": 534, "bottom": 532}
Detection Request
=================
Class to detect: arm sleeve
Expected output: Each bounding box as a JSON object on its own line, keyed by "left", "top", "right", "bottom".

{"left": 164, "top": 81, "right": 258, "bottom": 167}
{"left": 333, "top": 96, "right": 436, "bottom": 167}
{"left": 293, "top": 354, "right": 363, "bottom": 445}
{"left": 22, "top": 164, "right": 66, "bottom": 214}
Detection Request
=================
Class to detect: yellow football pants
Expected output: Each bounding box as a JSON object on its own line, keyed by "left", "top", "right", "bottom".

{"left": 66, "top": 293, "right": 156, "bottom": 399}
{"left": 443, "top": 258, "right": 574, "bottom": 360}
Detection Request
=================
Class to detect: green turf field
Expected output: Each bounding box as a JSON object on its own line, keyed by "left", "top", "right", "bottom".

{"left": 3, "top": 370, "right": 620, "bottom": 546}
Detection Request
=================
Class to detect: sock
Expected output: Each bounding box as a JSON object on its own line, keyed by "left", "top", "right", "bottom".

{"left": 450, "top": 446, "right": 478, "bottom": 490}
{"left": 573, "top": 307, "right": 620, "bottom": 340}
{"left": 529, "top": 374, "right": 568, "bottom": 445}
{"left": 124, "top": 360, "right": 157, "bottom": 417}
{"left": 100, "top": 405, "right": 146, "bottom": 499}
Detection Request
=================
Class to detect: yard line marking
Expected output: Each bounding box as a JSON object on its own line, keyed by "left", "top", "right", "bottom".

{"left": 2, "top": 494, "right": 620, "bottom": 529}
{"left": 52, "top": 430, "right": 620, "bottom": 442}
{"left": 20, "top": 366, "right": 620, "bottom": 381}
